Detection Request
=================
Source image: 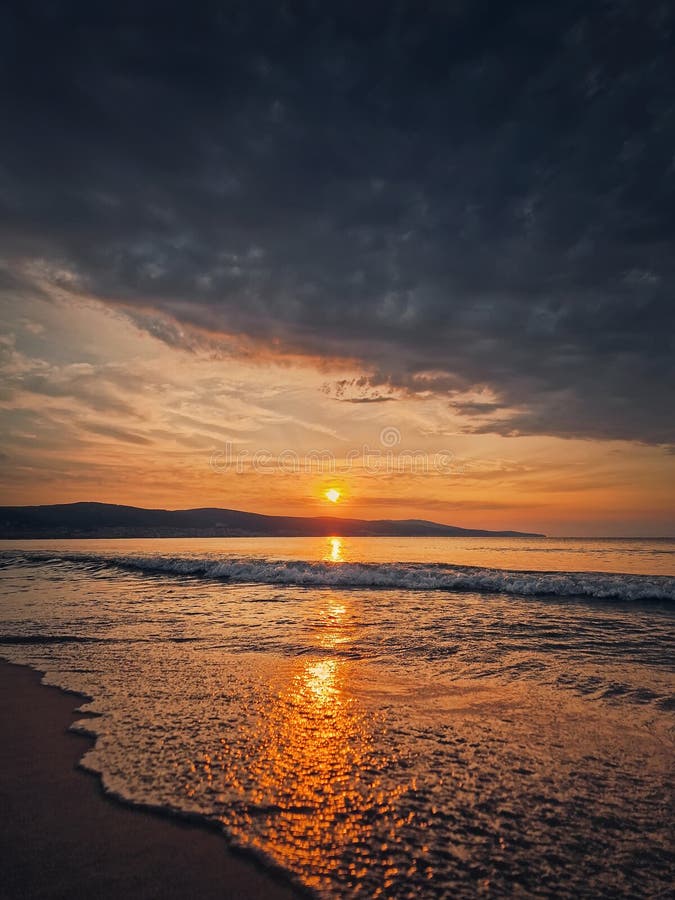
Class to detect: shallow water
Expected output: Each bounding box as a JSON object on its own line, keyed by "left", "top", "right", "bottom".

{"left": 0, "top": 537, "right": 673, "bottom": 897}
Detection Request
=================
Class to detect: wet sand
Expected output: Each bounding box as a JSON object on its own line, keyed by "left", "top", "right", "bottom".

{"left": 0, "top": 660, "right": 303, "bottom": 900}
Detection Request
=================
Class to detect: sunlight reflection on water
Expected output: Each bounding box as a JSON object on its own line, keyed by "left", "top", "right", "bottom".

{"left": 0, "top": 543, "right": 673, "bottom": 897}
{"left": 181, "top": 590, "right": 418, "bottom": 894}
{"left": 325, "top": 537, "right": 345, "bottom": 563}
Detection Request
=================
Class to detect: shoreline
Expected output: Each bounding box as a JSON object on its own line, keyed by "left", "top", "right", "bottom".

{"left": 0, "top": 659, "right": 304, "bottom": 900}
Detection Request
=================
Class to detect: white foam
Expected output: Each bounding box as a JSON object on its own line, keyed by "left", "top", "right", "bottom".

{"left": 13, "top": 551, "right": 675, "bottom": 602}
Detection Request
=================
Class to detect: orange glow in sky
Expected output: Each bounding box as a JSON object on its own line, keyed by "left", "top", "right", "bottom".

{"left": 0, "top": 293, "right": 673, "bottom": 536}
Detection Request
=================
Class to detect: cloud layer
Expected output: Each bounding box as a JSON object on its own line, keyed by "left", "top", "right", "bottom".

{"left": 2, "top": 1, "right": 674, "bottom": 443}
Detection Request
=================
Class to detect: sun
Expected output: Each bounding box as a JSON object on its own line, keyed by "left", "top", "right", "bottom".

{"left": 324, "top": 488, "right": 341, "bottom": 503}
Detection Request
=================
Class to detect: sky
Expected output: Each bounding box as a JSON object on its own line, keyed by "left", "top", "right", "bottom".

{"left": 1, "top": 1, "right": 674, "bottom": 535}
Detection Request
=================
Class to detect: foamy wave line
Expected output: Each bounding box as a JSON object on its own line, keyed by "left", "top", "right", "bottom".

{"left": 8, "top": 552, "right": 675, "bottom": 602}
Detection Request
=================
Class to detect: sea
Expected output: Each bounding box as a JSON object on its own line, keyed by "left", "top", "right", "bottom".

{"left": 0, "top": 536, "right": 673, "bottom": 898}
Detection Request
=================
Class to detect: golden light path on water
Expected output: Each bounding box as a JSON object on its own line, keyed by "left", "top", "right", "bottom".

{"left": 326, "top": 536, "right": 345, "bottom": 563}
{"left": 180, "top": 543, "right": 421, "bottom": 895}
{"left": 232, "top": 655, "right": 416, "bottom": 895}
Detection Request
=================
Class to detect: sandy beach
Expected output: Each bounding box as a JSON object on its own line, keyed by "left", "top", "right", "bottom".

{"left": 0, "top": 660, "right": 302, "bottom": 900}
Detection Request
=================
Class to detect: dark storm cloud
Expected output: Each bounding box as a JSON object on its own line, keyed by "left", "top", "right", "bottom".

{"left": 2, "top": 0, "right": 674, "bottom": 443}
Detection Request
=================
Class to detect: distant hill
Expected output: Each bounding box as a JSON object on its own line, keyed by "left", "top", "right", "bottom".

{"left": 0, "top": 502, "right": 544, "bottom": 539}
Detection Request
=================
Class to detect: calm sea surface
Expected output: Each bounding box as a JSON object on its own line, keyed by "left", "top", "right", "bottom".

{"left": 1, "top": 537, "right": 673, "bottom": 897}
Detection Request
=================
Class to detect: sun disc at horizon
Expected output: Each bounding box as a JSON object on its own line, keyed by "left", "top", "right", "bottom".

{"left": 325, "top": 488, "right": 341, "bottom": 503}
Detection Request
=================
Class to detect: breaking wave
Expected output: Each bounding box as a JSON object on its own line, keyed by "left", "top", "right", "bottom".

{"left": 6, "top": 551, "right": 675, "bottom": 602}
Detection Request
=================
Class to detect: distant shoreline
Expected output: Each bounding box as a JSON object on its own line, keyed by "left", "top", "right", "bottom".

{"left": 0, "top": 501, "right": 545, "bottom": 540}
{"left": 0, "top": 532, "right": 548, "bottom": 539}
{"left": 3, "top": 535, "right": 673, "bottom": 541}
